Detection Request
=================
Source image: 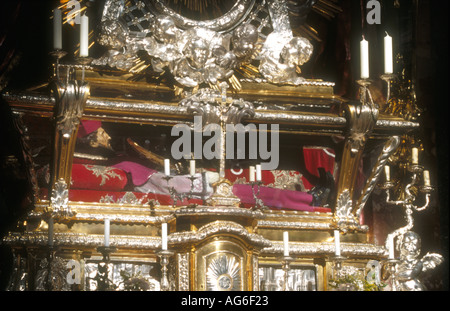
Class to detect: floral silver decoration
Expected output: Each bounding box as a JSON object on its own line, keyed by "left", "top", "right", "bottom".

{"left": 94, "top": 0, "right": 315, "bottom": 88}
{"left": 50, "top": 179, "right": 74, "bottom": 218}
{"left": 35, "top": 256, "right": 71, "bottom": 291}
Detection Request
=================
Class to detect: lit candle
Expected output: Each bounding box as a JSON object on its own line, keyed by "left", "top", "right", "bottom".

{"left": 423, "top": 170, "right": 431, "bottom": 186}
{"left": 256, "top": 164, "right": 262, "bottom": 182}
{"left": 283, "top": 231, "right": 290, "bottom": 257}
{"left": 388, "top": 236, "right": 395, "bottom": 259}
{"left": 164, "top": 159, "right": 170, "bottom": 176}
{"left": 360, "top": 36, "right": 370, "bottom": 79}
{"left": 53, "top": 9, "right": 62, "bottom": 50}
{"left": 48, "top": 217, "right": 54, "bottom": 247}
{"left": 190, "top": 160, "right": 196, "bottom": 176}
{"left": 334, "top": 230, "right": 341, "bottom": 257}
{"left": 384, "top": 32, "right": 393, "bottom": 74}
{"left": 249, "top": 166, "right": 255, "bottom": 182}
{"left": 104, "top": 218, "right": 110, "bottom": 247}
{"left": 384, "top": 165, "right": 390, "bottom": 182}
{"left": 412, "top": 148, "right": 419, "bottom": 165}
{"left": 80, "top": 14, "right": 89, "bottom": 57}
{"left": 161, "top": 223, "right": 168, "bottom": 251}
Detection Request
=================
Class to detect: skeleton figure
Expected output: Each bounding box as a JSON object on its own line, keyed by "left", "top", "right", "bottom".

{"left": 392, "top": 231, "right": 443, "bottom": 291}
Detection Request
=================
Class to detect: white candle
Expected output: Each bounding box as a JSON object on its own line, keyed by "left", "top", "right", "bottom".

{"left": 53, "top": 9, "right": 62, "bottom": 50}
{"left": 283, "top": 231, "right": 290, "bottom": 257}
{"left": 423, "top": 170, "right": 431, "bottom": 186}
{"left": 190, "top": 160, "right": 196, "bottom": 176}
{"left": 256, "top": 164, "right": 262, "bottom": 182}
{"left": 360, "top": 37, "right": 370, "bottom": 79}
{"left": 164, "top": 159, "right": 170, "bottom": 176}
{"left": 162, "top": 223, "right": 168, "bottom": 250}
{"left": 384, "top": 32, "right": 393, "bottom": 74}
{"left": 80, "top": 14, "right": 89, "bottom": 57}
{"left": 104, "top": 218, "right": 110, "bottom": 247}
{"left": 388, "top": 236, "right": 395, "bottom": 259}
{"left": 384, "top": 165, "right": 390, "bottom": 182}
{"left": 334, "top": 230, "right": 341, "bottom": 256}
{"left": 48, "top": 217, "right": 54, "bottom": 247}
{"left": 249, "top": 166, "right": 255, "bottom": 182}
{"left": 412, "top": 148, "right": 419, "bottom": 165}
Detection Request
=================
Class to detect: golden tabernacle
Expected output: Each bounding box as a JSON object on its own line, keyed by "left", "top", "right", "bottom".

{"left": 0, "top": 0, "right": 447, "bottom": 292}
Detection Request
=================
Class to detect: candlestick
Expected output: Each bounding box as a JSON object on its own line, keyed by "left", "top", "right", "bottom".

{"left": 80, "top": 14, "right": 89, "bottom": 57}
{"left": 283, "top": 231, "right": 290, "bottom": 257}
{"left": 53, "top": 9, "right": 62, "bottom": 51}
{"left": 360, "top": 36, "right": 370, "bottom": 79}
{"left": 423, "top": 170, "right": 431, "bottom": 187}
{"left": 249, "top": 166, "right": 255, "bottom": 182}
{"left": 384, "top": 165, "right": 391, "bottom": 182}
{"left": 384, "top": 32, "right": 393, "bottom": 74}
{"left": 164, "top": 159, "right": 171, "bottom": 176}
{"left": 334, "top": 230, "right": 341, "bottom": 257}
{"left": 48, "top": 217, "right": 54, "bottom": 247}
{"left": 412, "top": 148, "right": 419, "bottom": 165}
{"left": 256, "top": 164, "right": 262, "bottom": 182}
{"left": 104, "top": 219, "right": 110, "bottom": 247}
{"left": 161, "top": 223, "right": 168, "bottom": 251}
{"left": 190, "top": 160, "right": 196, "bottom": 176}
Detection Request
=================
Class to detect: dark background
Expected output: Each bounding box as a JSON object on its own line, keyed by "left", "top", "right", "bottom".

{"left": 0, "top": 0, "right": 448, "bottom": 291}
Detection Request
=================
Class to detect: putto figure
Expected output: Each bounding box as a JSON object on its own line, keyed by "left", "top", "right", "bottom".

{"left": 389, "top": 231, "right": 443, "bottom": 291}
{"left": 94, "top": 0, "right": 316, "bottom": 88}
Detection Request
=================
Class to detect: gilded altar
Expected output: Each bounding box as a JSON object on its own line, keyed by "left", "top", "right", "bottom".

{"left": 0, "top": 0, "right": 444, "bottom": 292}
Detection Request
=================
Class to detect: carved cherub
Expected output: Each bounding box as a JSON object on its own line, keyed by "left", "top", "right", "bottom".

{"left": 388, "top": 231, "right": 443, "bottom": 291}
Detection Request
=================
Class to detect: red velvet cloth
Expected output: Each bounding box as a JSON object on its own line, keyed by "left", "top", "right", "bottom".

{"left": 302, "top": 147, "right": 336, "bottom": 190}
{"left": 71, "top": 164, "right": 128, "bottom": 191}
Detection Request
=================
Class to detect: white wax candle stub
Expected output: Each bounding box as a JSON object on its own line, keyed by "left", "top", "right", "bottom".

{"left": 164, "top": 159, "right": 170, "bottom": 176}
{"left": 53, "top": 9, "right": 62, "bottom": 50}
{"left": 190, "top": 160, "right": 196, "bottom": 176}
{"left": 412, "top": 148, "right": 419, "bottom": 164}
{"left": 388, "top": 236, "right": 395, "bottom": 259}
{"left": 423, "top": 170, "right": 431, "bottom": 186}
{"left": 80, "top": 15, "right": 89, "bottom": 57}
{"left": 104, "top": 219, "right": 110, "bottom": 247}
{"left": 48, "top": 217, "right": 54, "bottom": 246}
{"left": 249, "top": 166, "right": 255, "bottom": 182}
{"left": 162, "top": 223, "right": 168, "bottom": 250}
{"left": 360, "top": 37, "right": 370, "bottom": 79}
{"left": 384, "top": 165, "right": 390, "bottom": 181}
{"left": 283, "top": 231, "right": 289, "bottom": 257}
{"left": 384, "top": 33, "right": 393, "bottom": 74}
{"left": 256, "top": 165, "right": 262, "bottom": 181}
{"left": 334, "top": 230, "right": 341, "bottom": 256}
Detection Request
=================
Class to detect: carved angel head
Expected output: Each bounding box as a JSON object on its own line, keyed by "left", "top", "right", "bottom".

{"left": 280, "top": 37, "right": 313, "bottom": 67}
{"left": 399, "top": 231, "right": 421, "bottom": 259}
{"left": 232, "top": 24, "right": 259, "bottom": 59}
{"left": 152, "top": 15, "right": 178, "bottom": 44}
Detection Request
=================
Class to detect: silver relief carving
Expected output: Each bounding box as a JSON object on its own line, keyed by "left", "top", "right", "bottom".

{"left": 95, "top": 0, "right": 315, "bottom": 87}
{"left": 206, "top": 254, "right": 241, "bottom": 291}
{"left": 50, "top": 179, "right": 74, "bottom": 218}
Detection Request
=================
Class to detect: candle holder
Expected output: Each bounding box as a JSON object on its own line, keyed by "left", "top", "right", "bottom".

{"left": 382, "top": 259, "right": 400, "bottom": 291}
{"left": 188, "top": 175, "right": 199, "bottom": 200}
{"left": 330, "top": 255, "right": 347, "bottom": 280}
{"left": 49, "top": 50, "right": 68, "bottom": 80}
{"left": 278, "top": 255, "right": 295, "bottom": 291}
{"left": 357, "top": 79, "right": 377, "bottom": 109}
{"left": 250, "top": 181, "right": 266, "bottom": 211}
{"left": 380, "top": 73, "right": 396, "bottom": 107}
{"left": 163, "top": 175, "right": 179, "bottom": 207}
{"left": 96, "top": 246, "right": 117, "bottom": 291}
{"left": 157, "top": 250, "right": 175, "bottom": 291}
{"left": 44, "top": 245, "right": 59, "bottom": 291}
{"left": 76, "top": 57, "right": 93, "bottom": 84}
